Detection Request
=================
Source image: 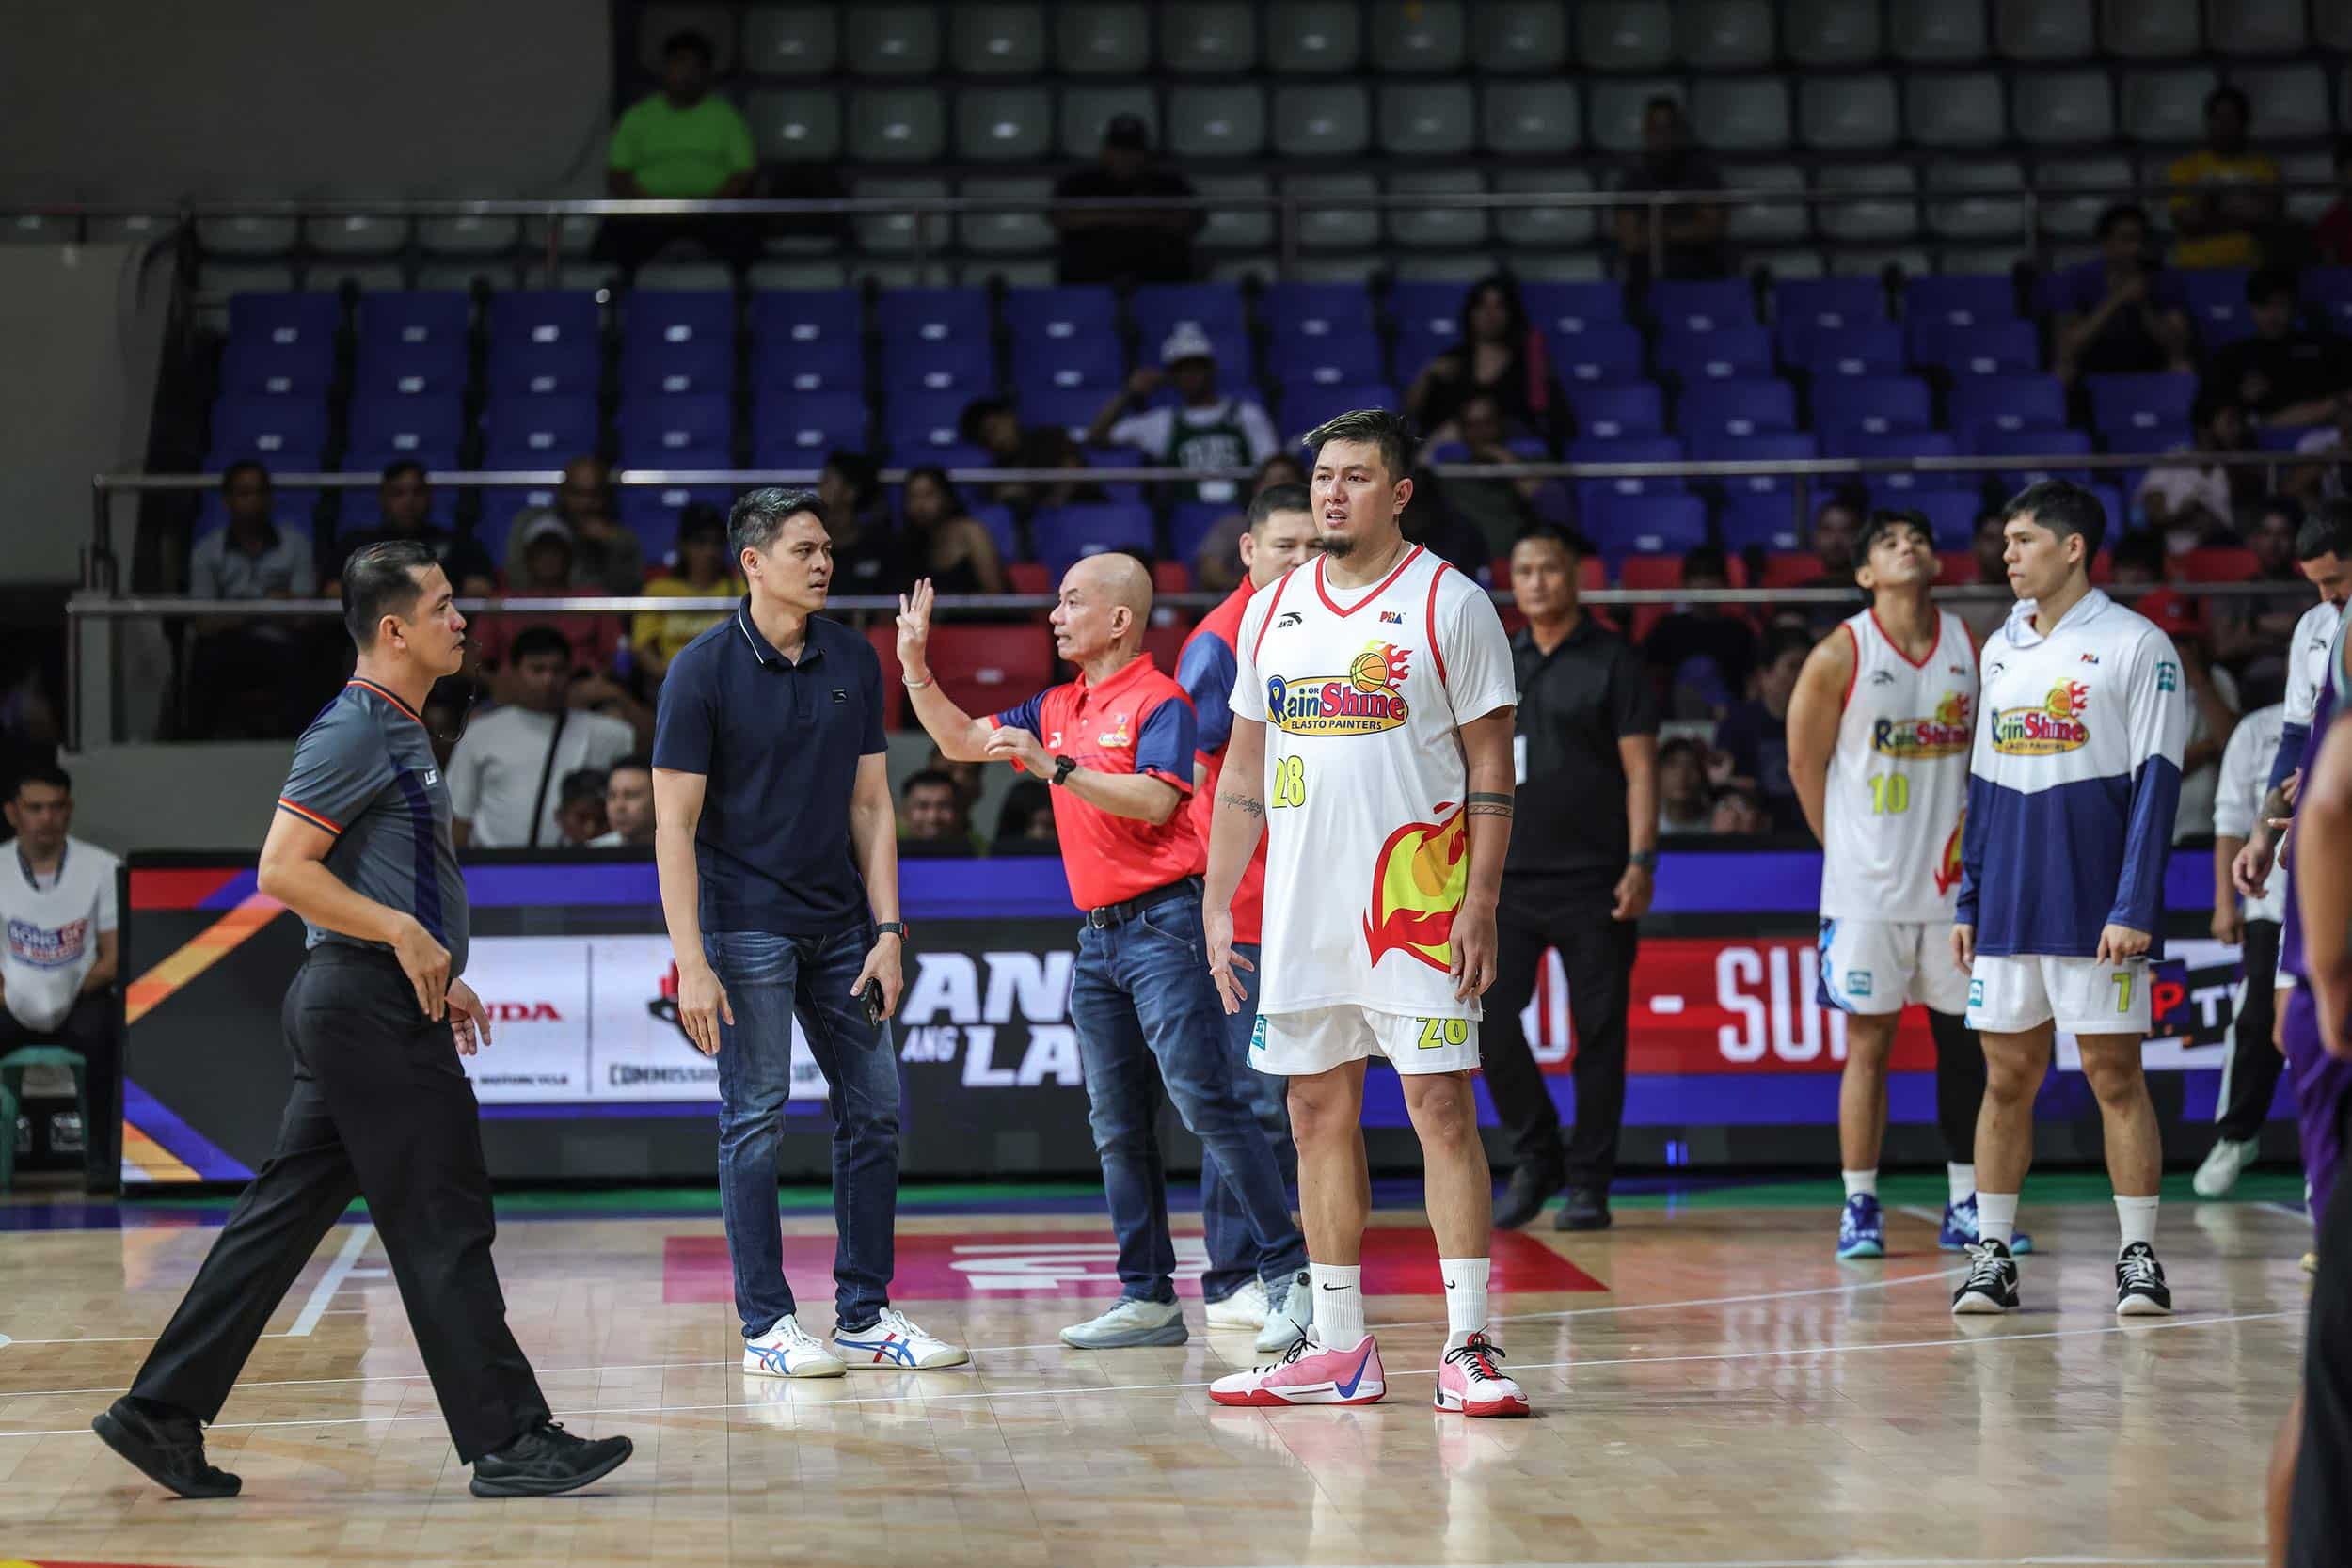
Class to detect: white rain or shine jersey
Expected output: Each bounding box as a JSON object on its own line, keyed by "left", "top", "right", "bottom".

{"left": 1230, "top": 546, "right": 1519, "bottom": 1021}
{"left": 1819, "top": 607, "right": 1979, "bottom": 923}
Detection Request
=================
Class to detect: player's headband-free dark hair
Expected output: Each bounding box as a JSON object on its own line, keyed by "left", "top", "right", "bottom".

{"left": 10, "top": 761, "right": 71, "bottom": 798}
{"left": 1858, "top": 508, "right": 1933, "bottom": 558}
{"left": 340, "top": 539, "right": 440, "bottom": 647}
{"left": 2297, "top": 498, "right": 2352, "bottom": 562}
{"left": 2000, "top": 478, "right": 2108, "bottom": 562}
{"left": 1247, "top": 483, "right": 1311, "bottom": 531}
{"left": 1304, "top": 407, "right": 1415, "bottom": 486}
{"left": 729, "top": 486, "right": 828, "bottom": 558}
{"left": 1513, "top": 521, "right": 1594, "bottom": 560}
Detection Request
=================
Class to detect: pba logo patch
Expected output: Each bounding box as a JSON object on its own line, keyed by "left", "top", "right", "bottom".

{"left": 1268, "top": 641, "right": 1414, "bottom": 736}
{"left": 1968, "top": 977, "right": 1985, "bottom": 1008}
{"left": 1845, "top": 970, "right": 1873, "bottom": 998}
{"left": 1871, "top": 690, "right": 1973, "bottom": 759}
{"left": 1991, "top": 679, "right": 2091, "bottom": 755}
{"left": 1362, "top": 802, "right": 1469, "bottom": 973}
{"left": 2156, "top": 660, "right": 2179, "bottom": 693}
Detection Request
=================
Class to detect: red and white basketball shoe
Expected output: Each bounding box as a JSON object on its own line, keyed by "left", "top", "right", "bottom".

{"left": 1208, "top": 1333, "right": 1385, "bottom": 1408}
{"left": 1433, "top": 1332, "right": 1529, "bottom": 1418}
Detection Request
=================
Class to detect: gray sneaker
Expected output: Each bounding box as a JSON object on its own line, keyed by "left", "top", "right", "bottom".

{"left": 1060, "top": 1296, "right": 1187, "bottom": 1349}
{"left": 2192, "top": 1136, "right": 2257, "bottom": 1198}
{"left": 1254, "top": 1270, "right": 1314, "bottom": 1354}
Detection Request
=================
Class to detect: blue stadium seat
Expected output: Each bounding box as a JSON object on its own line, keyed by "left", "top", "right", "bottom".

{"left": 1804, "top": 322, "right": 1908, "bottom": 378}
{"left": 883, "top": 389, "right": 981, "bottom": 453}
{"left": 876, "top": 286, "right": 992, "bottom": 348}
{"left": 486, "top": 343, "right": 601, "bottom": 400}
{"left": 481, "top": 395, "right": 599, "bottom": 467}
{"left": 353, "top": 293, "right": 470, "bottom": 396}
{"left": 2176, "top": 267, "right": 2250, "bottom": 335}
{"left": 348, "top": 395, "right": 465, "bottom": 458}
{"left": 208, "top": 396, "right": 330, "bottom": 464}
{"left": 1718, "top": 488, "right": 1805, "bottom": 552}
{"left": 1033, "top": 502, "right": 1157, "bottom": 578}
{"left": 1696, "top": 431, "right": 1822, "bottom": 495}
{"left": 1875, "top": 486, "right": 1985, "bottom": 548}
{"left": 1585, "top": 492, "right": 1709, "bottom": 560}
{"left": 1971, "top": 424, "right": 2093, "bottom": 482}
{"left": 218, "top": 336, "right": 336, "bottom": 398}
{"left": 619, "top": 337, "right": 734, "bottom": 398}
{"left": 1169, "top": 499, "right": 1232, "bottom": 562}
{"left": 2085, "top": 372, "right": 2197, "bottom": 441}
{"left": 1261, "top": 280, "right": 1377, "bottom": 340}
{"left": 1772, "top": 276, "right": 1888, "bottom": 367}
{"left": 1570, "top": 436, "right": 1687, "bottom": 515}
{"left": 1387, "top": 279, "right": 1470, "bottom": 336}
{"left": 964, "top": 502, "right": 1020, "bottom": 562}
{"left": 750, "top": 390, "right": 870, "bottom": 460}
{"left": 1013, "top": 334, "right": 1127, "bottom": 390}
{"left": 1678, "top": 378, "right": 1799, "bottom": 439}
{"left": 1838, "top": 428, "right": 1961, "bottom": 467}
{"left": 750, "top": 288, "right": 865, "bottom": 352}
{"left": 1520, "top": 280, "right": 1629, "bottom": 338}
{"left": 1553, "top": 324, "right": 1649, "bottom": 385}
{"left": 1813, "top": 376, "right": 1932, "bottom": 440}
{"left": 1082, "top": 444, "right": 1149, "bottom": 503}
{"left": 1648, "top": 278, "right": 1756, "bottom": 333}
{"left": 1904, "top": 274, "right": 2022, "bottom": 364}
{"left": 1267, "top": 335, "right": 1387, "bottom": 388}
{"left": 1571, "top": 381, "right": 1666, "bottom": 438}
{"left": 1949, "top": 375, "right": 2068, "bottom": 443}
{"left": 1915, "top": 318, "right": 2042, "bottom": 375}
{"left": 1657, "top": 325, "right": 1773, "bottom": 383}
{"left": 2301, "top": 268, "right": 2352, "bottom": 332}
{"left": 749, "top": 343, "right": 865, "bottom": 398}
{"left": 882, "top": 335, "right": 998, "bottom": 395}
{"left": 226, "top": 293, "right": 341, "bottom": 351}
{"left": 1003, "top": 285, "right": 1120, "bottom": 344}
{"left": 618, "top": 484, "right": 735, "bottom": 563}
{"left": 1017, "top": 383, "right": 1107, "bottom": 435}
{"left": 1131, "top": 282, "right": 1248, "bottom": 341}
{"left": 1279, "top": 381, "right": 1400, "bottom": 435}
{"left": 621, "top": 292, "right": 738, "bottom": 397}
{"left": 486, "top": 291, "right": 603, "bottom": 398}
{"left": 615, "top": 394, "right": 734, "bottom": 465}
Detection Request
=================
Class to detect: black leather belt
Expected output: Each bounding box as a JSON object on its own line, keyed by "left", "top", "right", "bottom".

{"left": 1085, "top": 876, "right": 1202, "bottom": 930}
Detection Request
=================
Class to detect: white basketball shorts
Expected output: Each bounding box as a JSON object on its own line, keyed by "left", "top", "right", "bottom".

{"left": 1817, "top": 916, "right": 1971, "bottom": 1016}
{"left": 1966, "top": 953, "right": 2153, "bottom": 1037}
{"left": 1249, "top": 1004, "right": 1481, "bottom": 1077}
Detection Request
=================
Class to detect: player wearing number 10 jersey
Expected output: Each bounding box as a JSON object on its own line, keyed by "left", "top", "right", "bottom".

{"left": 1786, "top": 509, "right": 2021, "bottom": 1263}
{"left": 1200, "top": 409, "right": 1528, "bottom": 1418}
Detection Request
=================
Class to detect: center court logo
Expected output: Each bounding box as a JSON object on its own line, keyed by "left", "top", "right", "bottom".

{"left": 1363, "top": 803, "right": 1468, "bottom": 973}
{"left": 1991, "top": 680, "right": 2090, "bottom": 755}
{"left": 1871, "top": 690, "right": 1973, "bottom": 759}
{"left": 1268, "top": 641, "right": 1414, "bottom": 736}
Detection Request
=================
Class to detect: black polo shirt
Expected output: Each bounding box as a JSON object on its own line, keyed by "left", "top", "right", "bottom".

{"left": 1508, "top": 616, "right": 1661, "bottom": 877}
{"left": 651, "top": 598, "right": 886, "bottom": 936}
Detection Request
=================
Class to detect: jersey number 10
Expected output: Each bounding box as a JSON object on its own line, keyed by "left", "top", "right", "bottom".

{"left": 1867, "top": 773, "right": 1911, "bottom": 816}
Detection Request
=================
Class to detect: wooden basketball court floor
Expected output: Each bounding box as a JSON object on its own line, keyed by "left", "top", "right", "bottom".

{"left": 0, "top": 1173, "right": 2314, "bottom": 1568}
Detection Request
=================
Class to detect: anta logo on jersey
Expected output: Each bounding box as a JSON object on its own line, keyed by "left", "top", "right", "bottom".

{"left": 1363, "top": 802, "right": 1468, "bottom": 972}
{"left": 1991, "top": 680, "right": 2091, "bottom": 755}
{"left": 1268, "top": 641, "right": 1414, "bottom": 736}
{"left": 1870, "top": 691, "right": 1973, "bottom": 759}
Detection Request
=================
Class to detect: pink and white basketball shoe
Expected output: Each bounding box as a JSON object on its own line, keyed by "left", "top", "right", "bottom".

{"left": 1208, "top": 1333, "right": 1386, "bottom": 1408}
{"left": 1433, "top": 1333, "right": 1529, "bottom": 1418}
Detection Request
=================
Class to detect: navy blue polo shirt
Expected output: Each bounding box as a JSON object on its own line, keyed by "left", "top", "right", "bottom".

{"left": 652, "top": 598, "right": 887, "bottom": 936}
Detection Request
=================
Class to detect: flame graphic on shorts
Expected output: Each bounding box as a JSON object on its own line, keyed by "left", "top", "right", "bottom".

{"left": 1934, "top": 810, "right": 1965, "bottom": 897}
{"left": 1362, "top": 802, "right": 1470, "bottom": 973}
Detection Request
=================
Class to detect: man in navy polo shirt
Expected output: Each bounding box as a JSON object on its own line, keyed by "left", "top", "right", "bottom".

{"left": 897, "top": 553, "right": 1311, "bottom": 1353}
{"left": 652, "top": 486, "right": 967, "bottom": 1377}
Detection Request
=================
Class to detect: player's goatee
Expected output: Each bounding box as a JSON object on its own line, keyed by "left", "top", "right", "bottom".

{"left": 1314, "top": 535, "right": 1356, "bottom": 558}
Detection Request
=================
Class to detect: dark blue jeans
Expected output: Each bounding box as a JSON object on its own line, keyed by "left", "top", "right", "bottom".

{"left": 1068, "top": 888, "right": 1307, "bottom": 1306}
{"left": 707, "top": 925, "right": 900, "bottom": 1338}
{"left": 1200, "top": 941, "right": 1299, "bottom": 1304}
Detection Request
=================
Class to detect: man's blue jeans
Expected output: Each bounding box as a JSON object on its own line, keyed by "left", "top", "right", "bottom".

{"left": 1199, "top": 940, "right": 1298, "bottom": 1304}
{"left": 1067, "top": 886, "right": 1307, "bottom": 1305}
{"left": 707, "top": 926, "right": 899, "bottom": 1338}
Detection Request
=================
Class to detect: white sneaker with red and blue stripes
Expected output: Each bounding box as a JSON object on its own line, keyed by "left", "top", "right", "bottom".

{"left": 832, "top": 1307, "right": 969, "bottom": 1370}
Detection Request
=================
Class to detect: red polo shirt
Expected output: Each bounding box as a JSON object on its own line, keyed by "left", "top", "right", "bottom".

{"left": 995, "top": 653, "right": 1203, "bottom": 910}
{"left": 1177, "top": 580, "right": 1269, "bottom": 943}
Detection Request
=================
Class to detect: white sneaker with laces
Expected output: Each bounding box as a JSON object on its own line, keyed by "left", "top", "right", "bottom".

{"left": 1254, "top": 1271, "right": 1314, "bottom": 1355}
{"left": 744, "top": 1315, "right": 847, "bottom": 1379}
{"left": 1060, "top": 1296, "right": 1187, "bottom": 1349}
{"left": 2193, "top": 1136, "right": 2257, "bottom": 1198}
{"left": 1204, "top": 1277, "right": 1271, "bottom": 1331}
{"left": 833, "top": 1307, "right": 970, "bottom": 1370}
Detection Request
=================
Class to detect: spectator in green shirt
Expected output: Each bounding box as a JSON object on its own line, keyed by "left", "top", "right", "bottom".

{"left": 600, "top": 30, "right": 759, "bottom": 275}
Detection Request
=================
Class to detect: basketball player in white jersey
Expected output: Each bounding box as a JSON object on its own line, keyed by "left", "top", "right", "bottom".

{"left": 1200, "top": 408, "right": 1529, "bottom": 1417}
{"left": 1786, "top": 509, "right": 2027, "bottom": 1260}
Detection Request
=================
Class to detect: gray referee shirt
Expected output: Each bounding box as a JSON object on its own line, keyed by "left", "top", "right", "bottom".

{"left": 275, "top": 677, "right": 469, "bottom": 974}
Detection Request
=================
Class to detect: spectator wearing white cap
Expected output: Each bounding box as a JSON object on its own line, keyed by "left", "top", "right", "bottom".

{"left": 1085, "top": 324, "right": 1277, "bottom": 507}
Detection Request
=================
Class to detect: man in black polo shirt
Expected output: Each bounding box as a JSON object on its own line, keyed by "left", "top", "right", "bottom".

{"left": 652, "top": 487, "right": 968, "bottom": 1377}
{"left": 1487, "top": 526, "right": 1661, "bottom": 1233}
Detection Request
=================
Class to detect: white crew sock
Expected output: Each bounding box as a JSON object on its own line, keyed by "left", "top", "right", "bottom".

{"left": 1842, "top": 1169, "right": 1878, "bottom": 1200}
{"left": 1975, "top": 1192, "right": 2019, "bottom": 1247}
{"left": 1948, "top": 1163, "right": 1977, "bottom": 1207}
{"left": 2115, "top": 1194, "right": 2160, "bottom": 1253}
{"left": 1440, "top": 1257, "right": 1489, "bottom": 1351}
{"left": 1309, "top": 1263, "right": 1364, "bottom": 1349}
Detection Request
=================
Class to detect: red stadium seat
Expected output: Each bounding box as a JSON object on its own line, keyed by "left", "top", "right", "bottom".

{"left": 1759, "top": 553, "right": 1820, "bottom": 589}
{"left": 1618, "top": 555, "right": 1681, "bottom": 642}
{"left": 1141, "top": 619, "right": 1187, "bottom": 674}
{"left": 865, "top": 624, "right": 906, "bottom": 730}
{"left": 1008, "top": 562, "right": 1053, "bottom": 597}
{"left": 927, "top": 624, "right": 1056, "bottom": 723}
{"left": 2184, "top": 546, "right": 2261, "bottom": 583}
{"left": 1152, "top": 561, "right": 1191, "bottom": 595}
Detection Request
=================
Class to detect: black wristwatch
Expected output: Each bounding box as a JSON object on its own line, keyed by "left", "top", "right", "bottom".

{"left": 874, "top": 920, "right": 908, "bottom": 940}
{"left": 1628, "top": 849, "right": 1659, "bottom": 871}
{"left": 1051, "top": 754, "right": 1078, "bottom": 786}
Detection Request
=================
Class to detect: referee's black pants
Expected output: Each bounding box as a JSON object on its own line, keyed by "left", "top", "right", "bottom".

{"left": 129, "top": 946, "right": 548, "bottom": 1464}
{"left": 2215, "top": 919, "right": 2285, "bottom": 1142}
{"left": 1482, "top": 869, "right": 1640, "bottom": 1191}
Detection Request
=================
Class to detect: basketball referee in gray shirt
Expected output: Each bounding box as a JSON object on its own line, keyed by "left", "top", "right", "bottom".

{"left": 92, "top": 541, "right": 633, "bottom": 1500}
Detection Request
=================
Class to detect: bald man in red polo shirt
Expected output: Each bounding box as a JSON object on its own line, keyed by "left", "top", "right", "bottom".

{"left": 898, "top": 554, "right": 1311, "bottom": 1351}
{"left": 1177, "top": 482, "right": 1317, "bottom": 1343}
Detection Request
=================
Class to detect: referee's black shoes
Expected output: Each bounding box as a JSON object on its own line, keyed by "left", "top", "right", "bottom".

{"left": 1493, "top": 1158, "right": 1566, "bottom": 1230}
{"left": 469, "top": 1420, "right": 635, "bottom": 1497}
{"left": 92, "top": 1396, "right": 242, "bottom": 1498}
{"left": 1554, "top": 1186, "right": 1613, "bottom": 1232}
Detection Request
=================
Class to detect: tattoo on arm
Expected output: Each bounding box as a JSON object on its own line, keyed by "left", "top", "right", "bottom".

{"left": 1219, "top": 791, "right": 1265, "bottom": 819}
{"left": 1465, "top": 791, "right": 1515, "bottom": 819}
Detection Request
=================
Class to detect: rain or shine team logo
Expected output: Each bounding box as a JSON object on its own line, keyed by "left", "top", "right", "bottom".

{"left": 1268, "top": 641, "right": 1414, "bottom": 736}
{"left": 1363, "top": 802, "right": 1469, "bottom": 973}
{"left": 1991, "top": 679, "right": 2091, "bottom": 755}
{"left": 1871, "top": 690, "right": 1973, "bottom": 759}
